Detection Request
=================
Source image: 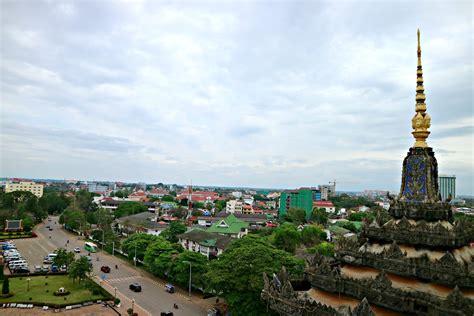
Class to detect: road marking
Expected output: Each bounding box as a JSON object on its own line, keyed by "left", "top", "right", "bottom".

{"left": 106, "top": 276, "right": 142, "bottom": 283}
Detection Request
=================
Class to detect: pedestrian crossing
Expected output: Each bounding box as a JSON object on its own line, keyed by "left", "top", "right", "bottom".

{"left": 105, "top": 275, "right": 141, "bottom": 283}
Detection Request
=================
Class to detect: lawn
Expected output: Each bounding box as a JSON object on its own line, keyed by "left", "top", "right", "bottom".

{"left": 0, "top": 275, "right": 109, "bottom": 306}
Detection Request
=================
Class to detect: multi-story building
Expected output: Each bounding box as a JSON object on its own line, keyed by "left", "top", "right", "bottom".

{"left": 226, "top": 200, "right": 243, "bottom": 214}
{"left": 318, "top": 184, "right": 335, "bottom": 200}
{"left": 279, "top": 188, "right": 317, "bottom": 219}
{"left": 87, "top": 183, "right": 108, "bottom": 194}
{"left": 231, "top": 191, "right": 242, "bottom": 198}
{"left": 5, "top": 181, "right": 44, "bottom": 198}
{"left": 438, "top": 175, "right": 456, "bottom": 201}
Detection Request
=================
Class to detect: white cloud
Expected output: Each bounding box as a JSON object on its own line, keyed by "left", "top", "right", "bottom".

{"left": 0, "top": 0, "right": 472, "bottom": 194}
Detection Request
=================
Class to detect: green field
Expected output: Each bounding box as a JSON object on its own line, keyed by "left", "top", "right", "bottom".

{"left": 0, "top": 275, "right": 109, "bottom": 306}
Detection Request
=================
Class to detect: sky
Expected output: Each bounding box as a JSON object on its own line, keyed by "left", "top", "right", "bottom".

{"left": 0, "top": 0, "right": 472, "bottom": 195}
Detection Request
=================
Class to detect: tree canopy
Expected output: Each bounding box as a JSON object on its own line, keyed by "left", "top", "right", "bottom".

{"left": 53, "top": 248, "right": 75, "bottom": 271}
{"left": 144, "top": 237, "right": 179, "bottom": 278}
{"left": 311, "top": 208, "right": 329, "bottom": 226}
{"left": 206, "top": 235, "right": 304, "bottom": 316}
{"left": 69, "top": 256, "right": 92, "bottom": 284}
{"left": 122, "top": 233, "right": 160, "bottom": 261}
{"left": 272, "top": 223, "right": 301, "bottom": 253}
{"left": 160, "top": 221, "right": 187, "bottom": 243}
{"left": 301, "top": 224, "right": 327, "bottom": 246}
{"left": 114, "top": 201, "right": 148, "bottom": 218}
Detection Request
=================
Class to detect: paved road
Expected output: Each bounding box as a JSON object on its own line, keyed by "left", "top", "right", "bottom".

{"left": 13, "top": 217, "right": 210, "bottom": 316}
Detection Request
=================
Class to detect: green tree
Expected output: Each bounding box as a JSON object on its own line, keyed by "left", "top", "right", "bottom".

{"left": 122, "top": 233, "right": 160, "bottom": 261}
{"left": 286, "top": 208, "right": 306, "bottom": 224}
{"left": 161, "top": 195, "right": 175, "bottom": 202}
{"left": 335, "top": 221, "right": 357, "bottom": 233}
{"left": 2, "top": 277, "right": 9, "bottom": 294}
{"left": 170, "top": 251, "right": 208, "bottom": 290}
{"left": 273, "top": 223, "right": 301, "bottom": 253}
{"left": 21, "top": 215, "right": 34, "bottom": 232}
{"left": 206, "top": 235, "right": 304, "bottom": 316}
{"left": 115, "top": 202, "right": 148, "bottom": 218}
{"left": 69, "top": 256, "right": 92, "bottom": 284}
{"left": 144, "top": 237, "right": 178, "bottom": 278}
{"left": 311, "top": 208, "right": 329, "bottom": 226}
{"left": 301, "top": 225, "right": 327, "bottom": 246}
{"left": 53, "top": 248, "right": 75, "bottom": 271}
{"left": 310, "top": 241, "right": 334, "bottom": 257}
{"left": 60, "top": 209, "right": 87, "bottom": 231}
{"left": 161, "top": 221, "right": 187, "bottom": 243}
{"left": 214, "top": 200, "right": 227, "bottom": 212}
{"left": 193, "top": 202, "right": 205, "bottom": 209}
{"left": 38, "top": 192, "right": 70, "bottom": 215}
{"left": 0, "top": 265, "right": 4, "bottom": 280}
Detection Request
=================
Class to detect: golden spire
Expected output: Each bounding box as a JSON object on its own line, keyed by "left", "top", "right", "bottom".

{"left": 411, "top": 29, "right": 431, "bottom": 148}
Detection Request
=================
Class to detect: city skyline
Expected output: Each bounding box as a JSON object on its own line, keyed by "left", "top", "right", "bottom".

{"left": 1, "top": 1, "right": 472, "bottom": 195}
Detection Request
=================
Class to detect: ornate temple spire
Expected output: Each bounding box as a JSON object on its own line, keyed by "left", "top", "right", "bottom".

{"left": 411, "top": 29, "right": 431, "bottom": 148}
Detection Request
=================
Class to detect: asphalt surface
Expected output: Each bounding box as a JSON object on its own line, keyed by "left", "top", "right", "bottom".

{"left": 12, "top": 217, "right": 210, "bottom": 316}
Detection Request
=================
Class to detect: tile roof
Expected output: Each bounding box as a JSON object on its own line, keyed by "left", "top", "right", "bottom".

{"left": 207, "top": 214, "right": 248, "bottom": 235}
{"left": 177, "top": 228, "right": 233, "bottom": 249}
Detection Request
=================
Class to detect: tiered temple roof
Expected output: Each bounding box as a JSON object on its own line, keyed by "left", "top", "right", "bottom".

{"left": 262, "top": 30, "right": 474, "bottom": 315}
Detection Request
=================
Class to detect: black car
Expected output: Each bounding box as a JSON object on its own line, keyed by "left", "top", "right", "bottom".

{"left": 129, "top": 283, "right": 142, "bottom": 292}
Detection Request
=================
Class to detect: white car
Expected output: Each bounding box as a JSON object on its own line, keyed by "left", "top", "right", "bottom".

{"left": 74, "top": 247, "right": 81, "bottom": 253}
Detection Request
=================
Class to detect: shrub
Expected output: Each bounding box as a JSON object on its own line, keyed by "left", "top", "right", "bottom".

{"left": 127, "top": 308, "right": 133, "bottom": 315}
{"left": 114, "top": 298, "right": 121, "bottom": 305}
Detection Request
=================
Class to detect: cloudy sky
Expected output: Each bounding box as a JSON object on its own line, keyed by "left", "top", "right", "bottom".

{"left": 0, "top": 0, "right": 472, "bottom": 194}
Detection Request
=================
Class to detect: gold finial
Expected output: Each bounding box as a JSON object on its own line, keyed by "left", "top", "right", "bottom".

{"left": 412, "top": 29, "right": 430, "bottom": 148}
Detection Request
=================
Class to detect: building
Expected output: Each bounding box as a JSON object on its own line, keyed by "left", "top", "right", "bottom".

{"left": 128, "top": 191, "right": 148, "bottom": 202}
{"left": 115, "top": 211, "right": 168, "bottom": 236}
{"left": 87, "top": 183, "right": 108, "bottom": 194}
{"left": 263, "top": 31, "right": 474, "bottom": 316}
{"left": 197, "top": 211, "right": 268, "bottom": 229}
{"left": 226, "top": 200, "right": 243, "bottom": 214}
{"left": 438, "top": 175, "right": 456, "bottom": 201}
{"left": 148, "top": 188, "right": 169, "bottom": 198}
{"left": 177, "top": 228, "right": 232, "bottom": 258}
{"left": 206, "top": 214, "right": 249, "bottom": 238}
{"left": 231, "top": 191, "right": 242, "bottom": 198}
{"left": 318, "top": 184, "right": 335, "bottom": 200}
{"left": 5, "top": 181, "right": 44, "bottom": 198}
{"left": 176, "top": 191, "right": 219, "bottom": 203}
{"left": 279, "top": 188, "right": 317, "bottom": 219}
{"left": 313, "top": 200, "right": 336, "bottom": 213}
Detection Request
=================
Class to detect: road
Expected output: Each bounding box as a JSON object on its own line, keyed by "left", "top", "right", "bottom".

{"left": 13, "top": 217, "right": 210, "bottom": 316}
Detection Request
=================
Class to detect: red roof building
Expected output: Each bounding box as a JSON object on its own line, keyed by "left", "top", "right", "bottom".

{"left": 313, "top": 201, "right": 336, "bottom": 213}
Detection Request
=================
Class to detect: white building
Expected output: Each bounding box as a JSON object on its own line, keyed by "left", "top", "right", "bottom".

{"left": 5, "top": 181, "right": 44, "bottom": 198}
{"left": 231, "top": 191, "right": 243, "bottom": 198}
{"left": 226, "top": 200, "right": 243, "bottom": 214}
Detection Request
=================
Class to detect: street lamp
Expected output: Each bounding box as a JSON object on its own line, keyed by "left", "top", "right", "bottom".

{"left": 183, "top": 260, "right": 192, "bottom": 297}
{"left": 114, "top": 287, "right": 117, "bottom": 299}
{"left": 134, "top": 242, "right": 137, "bottom": 267}
{"left": 131, "top": 298, "right": 135, "bottom": 313}
{"left": 27, "top": 277, "right": 31, "bottom": 292}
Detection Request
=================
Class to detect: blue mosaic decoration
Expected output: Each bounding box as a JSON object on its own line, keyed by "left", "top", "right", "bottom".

{"left": 399, "top": 147, "right": 439, "bottom": 203}
{"left": 402, "top": 155, "right": 427, "bottom": 200}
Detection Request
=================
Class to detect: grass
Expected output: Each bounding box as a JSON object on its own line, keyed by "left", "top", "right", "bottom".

{"left": 0, "top": 275, "right": 109, "bottom": 306}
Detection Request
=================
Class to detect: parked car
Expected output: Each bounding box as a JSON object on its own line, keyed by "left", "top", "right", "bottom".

{"left": 49, "top": 227, "right": 53, "bottom": 231}
{"left": 129, "top": 283, "right": 142, "bottom": 292}
{"left": 51, "top": 265, "right": 59, "bottom": 273}
{"left": 41, "top": 265, "right": 49, "bottom": 272}
{"left": 73, "top": 247, "right": 81, "bottom": 253}
{"left": 12, "top": 267, "right": 29, "bottom": 274}
{"left": 165, "top": 284, "right": 175, "bottom": 293}
{"left": 101, "top": 266, "right": 111, "bottom": 273}
{"left": 34, "top": 265, "right": 42, "bottom": 273}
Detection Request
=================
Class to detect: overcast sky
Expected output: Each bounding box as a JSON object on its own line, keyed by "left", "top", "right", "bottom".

{"left": 0, "top": 0, "right": 472, "bottom": 194}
